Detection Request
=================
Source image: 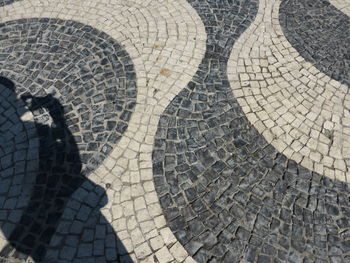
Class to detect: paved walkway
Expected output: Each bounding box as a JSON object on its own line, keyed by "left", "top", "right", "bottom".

{"left": 0, "top": 0, "right": 349, "bottom": 262}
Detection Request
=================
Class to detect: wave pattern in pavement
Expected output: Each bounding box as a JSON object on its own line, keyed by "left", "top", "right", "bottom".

{"left": 153, "top": 0, "right": 350, "bottom": 262}
{"left": 280, "top": 0, "right": 350, "bottom": 87}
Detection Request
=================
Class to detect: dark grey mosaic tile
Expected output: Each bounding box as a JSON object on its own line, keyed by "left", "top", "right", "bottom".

{"left": 152, "top": 0, "right": 350, "bottom": 262}
{"left": 0, "top": 79, "right": 39, "bottom": 263}
{"left": 0, "top": 0, "right": 21, "bottom": 7}
{"left": 0, "top": 17, "right": 135, "bottom": 262}
{"left": 280, "top": 0, "right": 350, "bottom": 86}
{"left": 43, "top": 181, "right": 132, "bottom": 263}
{"left": 0, "top": 18, "right": 137, "bottom": 174}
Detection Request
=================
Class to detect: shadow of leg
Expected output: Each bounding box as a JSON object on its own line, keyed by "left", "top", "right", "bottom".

{"left": 45, "top": 183, "right": 133, "bottom": 263}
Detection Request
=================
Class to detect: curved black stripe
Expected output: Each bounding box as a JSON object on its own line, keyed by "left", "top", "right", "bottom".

{"left": 152, "top": 0, "right": 350, "bottom": 262}
{"left": 0, "top": 18, "right": 137, "bottom": 174}
{"left": 0, "top": 0, "right": 22, "bottom": 7}
{"left": 280, "top": 0, "right": 350, "bottom": 86}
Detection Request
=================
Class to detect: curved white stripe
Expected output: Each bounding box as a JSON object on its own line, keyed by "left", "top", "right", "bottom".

{"left": 228, "top": 0, "right": 350, "bottom": 182}
{"left": 0, "top": 0, "right": 206, "bottom": 261}
{"left": 330, "top": 0, "right": 350, "bottom": 16}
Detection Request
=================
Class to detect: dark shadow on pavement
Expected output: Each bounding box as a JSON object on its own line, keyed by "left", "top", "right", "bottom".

{"left": 0, "top": 76, "right": 132, "bottom": 262}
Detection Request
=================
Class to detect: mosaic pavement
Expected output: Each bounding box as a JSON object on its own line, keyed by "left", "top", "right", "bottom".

{"left": 0, "top": 0, "right": 349, "bottom": 262}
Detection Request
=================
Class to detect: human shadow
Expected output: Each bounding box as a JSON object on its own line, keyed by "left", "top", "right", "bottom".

{"left": 0, "top": 76, "right": 131, "bottom": 262}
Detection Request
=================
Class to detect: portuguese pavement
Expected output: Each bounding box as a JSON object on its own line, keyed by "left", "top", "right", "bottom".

{"left": 0, "top": 0, "right": 349, "bottom": 262}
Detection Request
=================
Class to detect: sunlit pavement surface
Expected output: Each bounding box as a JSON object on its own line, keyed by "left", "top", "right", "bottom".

{"left": 0, "top": 0, "right": 349, "bottom": 262}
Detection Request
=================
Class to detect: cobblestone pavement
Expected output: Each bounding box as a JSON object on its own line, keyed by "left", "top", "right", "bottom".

{"left": 0, "top": 0, "right": 349, "bottom": 262}
{"left": 228, "top": 0, "right": 350, "bottom": 182}
{"left": 330, "top": 0, "right": 350, "bottom": 15}
{"left": 0, "top": 0, "right": 21, "bottom": 7}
